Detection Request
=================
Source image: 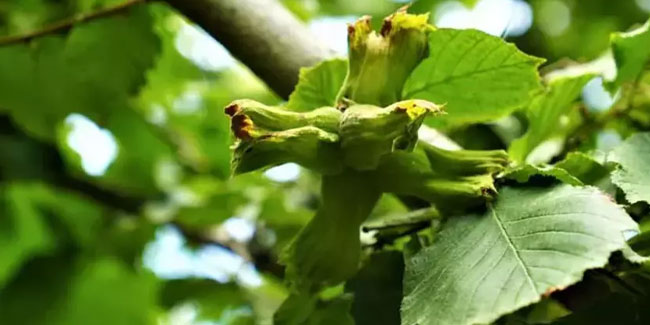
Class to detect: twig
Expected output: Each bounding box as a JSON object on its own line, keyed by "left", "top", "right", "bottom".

{"left": 170, "top": 220, "right": 285, "bottom": 278}
{"left": 564, "top": 74, "right": 645, "bottom": 153}
{"left": 362, "top": 206, "right": 441, "bottom": 232}
{"left": 0, "top": 0, "right": 151, "bottom": 46}
{"left": 363, "top": 207, "right": 441, "bottom": 248}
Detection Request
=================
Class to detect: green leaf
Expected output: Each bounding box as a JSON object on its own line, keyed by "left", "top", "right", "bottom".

{"left": 401, "top": 185, "right": 638, "bottom": 325}
{"left": 0, "top": 255, "right": 76, "bottom": 324}
{"left": 403, "top": 29, "right": 544, "bottom": 128}
{"left": 0, "top": 182, "right": 104, "bottom": 288}
{"left": 274, "top": 293, "right": 317, "bottom": 325}
{"left": 345, "top": 251, "right": 404, "bottom": 325}
{"left": 502, "top": 151, "right": 614, "bottom": 187}
{"left": 168, "top": 176, "right": 249, "bottom": 231}
{"left": 160, "top": 279, "right": 254, "bottom": 323}
{"left": 0, "top": 184, "right": 56, "bottom": 287}
{"left": 630, "top": 217, "right": 650, "bottom": 256}
{"left": 610, "top": 19, "right": 650, "bottom": 89}
{"left": 30, "top": 184, "right": 104, "bottom": 246}
{"left": 305, "top": 296, "right": 355, "bottom": 325}
{"left": 55, "top": 259, "right": 159, "bottom": 325}
{"left": 554, "top": 152, "right": 611, "bottom": 185}
{"left": 0, "top": 5, "right": 160, "bottom": 139}
{"left": 502, "top": 164, "right": 583, "bottom": 186}
{"left": 274, "top": 293, "right": 354, "bottom": 325}
{"left": 608, "top": 132, "right": 650, "bottom": 204}
{"left": 287, "top": 58, "right": 348, "bottom": 111}
{"left": 508, "top": 74, "right": 593, "bottom": 163}
{"left": 97, "top": 217, "right": 156, "bottom": 264}
{"left": 627, "top": 70, "right": 650, "bottom": 129}
{"left": 0, "top": 256, "right": 159, "bottom": 325}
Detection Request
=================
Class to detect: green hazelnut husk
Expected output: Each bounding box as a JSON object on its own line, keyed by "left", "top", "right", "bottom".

{"left": 340, "top": 99, "right": 443, "bottom": 170}
{"left": 338, "top": 9, "right": 434, "bottom": 107}
{"left": 419, "top": 141, "right": 510, "bottom": 176}
{"left": 225, "top": 99, "right": 341, "bottom": 133}
{"left": 230, "top": 126, "right": 342, "bottom": 175}
{"left": 372, "top": 150, "right": 500, "bottom": 213}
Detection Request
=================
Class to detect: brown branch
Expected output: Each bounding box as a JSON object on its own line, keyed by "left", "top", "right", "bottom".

{"left": 170, "top": 221, "right": 285, "bottom": 278}
{"left": 565, "top": 74, "right": 645, "bottom": 152}
{"left": 0, "top": 0, "right": 151, "bottom": 46}
{"left": 164, "top": 0, "right": 335, "bottom": 99}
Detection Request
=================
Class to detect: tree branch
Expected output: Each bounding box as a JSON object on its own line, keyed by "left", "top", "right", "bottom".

{"left": 164, "top": 0, "right": 335, "bottom": 99}
{"left": 0, "top": 0, "right": 150, "bottom": 46}
{"left": 0, "top": 115, "right": 152, "bottom": 213}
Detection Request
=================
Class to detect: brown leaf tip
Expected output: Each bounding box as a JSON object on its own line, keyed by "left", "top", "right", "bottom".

{"left": 224, "top": 103, "right": 240, "bottom": 117}
{"left": 347, "top": 24, "right": 355, "bottom": 39}
{"left": 481, "top": 186, "right": 497, "bottom": 197}
{"left": 381, "top": 17, "right": 392, "bottom": 37}
{"left": 348, "top": 15, "right": 372, "bottom": 39}
{"left": 230, "top": 114, "right": 254, "bottom": 140}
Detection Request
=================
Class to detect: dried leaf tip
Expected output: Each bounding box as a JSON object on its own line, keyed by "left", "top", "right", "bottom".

{"left": 348, "top": 15, "right": 372, "bottom": 48}
{"left": 224, "top": 103, "right": 240, "bottom": 116}
{"left": 230, "top": 114, "right": 254, "bottom": 140}
{"left": 381, "top": 9, "right": 433, "bottom": 38}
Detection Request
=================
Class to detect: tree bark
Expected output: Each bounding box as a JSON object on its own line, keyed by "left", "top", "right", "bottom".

{"left": 164, "top": 0, "right": 335, "bottom": 99}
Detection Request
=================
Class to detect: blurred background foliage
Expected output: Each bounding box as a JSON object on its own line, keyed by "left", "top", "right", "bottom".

{"left": 0, "top": 0, "right": 648, "bottom": 324}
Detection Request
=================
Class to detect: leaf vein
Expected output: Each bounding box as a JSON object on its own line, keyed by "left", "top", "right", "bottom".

{"left": 405, "top": 60, "right": 538, "bottom": 97}
{"left": 510, "top": 229, "right": 614, "bottom": 243}
{"left": 489, "top": 205, "right": 538, "bottom": 294}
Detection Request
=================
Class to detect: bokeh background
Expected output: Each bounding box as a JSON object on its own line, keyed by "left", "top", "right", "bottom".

{"left": 0, "top": 0, "right": 648, "bottom": 324}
